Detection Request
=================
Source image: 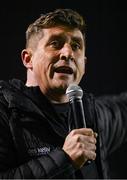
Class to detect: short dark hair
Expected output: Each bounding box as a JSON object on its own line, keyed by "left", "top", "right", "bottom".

{"left": 26, "top": 8, "right": 86, "bottom": 48}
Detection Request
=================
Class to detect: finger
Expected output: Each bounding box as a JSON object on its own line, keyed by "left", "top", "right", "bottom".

{"left": 75, "top": 134, "right": 97, "bottom": 145}
{"left": 84, "top": 149, "right": 96, "bottom": 161}
{"left": 93, "top": 132, "right": 98, "bottom": 138}
{"left": 82, "top": 139, "right": 97, "bottom": 151}
{"left": 71, "top": 128, "right": 95, "bottom": 136}
{"left": 88, "top": 135, "right": 97, "bottom": 144}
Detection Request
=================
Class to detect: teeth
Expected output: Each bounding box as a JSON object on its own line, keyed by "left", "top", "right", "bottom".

{"left": 55, "top": 66, "right": 73, "bottom": 74}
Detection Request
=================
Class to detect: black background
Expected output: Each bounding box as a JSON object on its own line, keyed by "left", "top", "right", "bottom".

{"left": 0, "top": 0, "right": 127, "bottom": 178}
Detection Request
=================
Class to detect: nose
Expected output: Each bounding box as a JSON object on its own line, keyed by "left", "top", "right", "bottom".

{"left": 60, "top": 43, "right": 74, "bottom": 61}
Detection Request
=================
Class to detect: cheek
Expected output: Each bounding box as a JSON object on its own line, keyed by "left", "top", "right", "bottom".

{"left": 32, "top": 57, "right": 44, "bottom": 78}
{"left": 32, "top": 51, "right": 46, "bottom": 70}
{"left": 81, "top": 63, "right": 85, "bottom": 74}
{"left": 33, "top": 58, "right": 53, "bottom": 83}
{"left": 77, "top": 59, "right": 85, "bottom": 74}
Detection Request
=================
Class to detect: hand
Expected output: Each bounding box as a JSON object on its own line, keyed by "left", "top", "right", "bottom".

{"left": 62, "top": 128, "right": 97, "bottom": 168}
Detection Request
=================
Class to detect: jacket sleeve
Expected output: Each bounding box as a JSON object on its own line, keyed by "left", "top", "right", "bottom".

{"left": 0, "top": 120, "right": 75, "bottom": 179}
{"left": 0, "top": 99, "right": 76, "bottom": 179}
{"left": 95, "top": 92, "right": 127, "bottom": 155}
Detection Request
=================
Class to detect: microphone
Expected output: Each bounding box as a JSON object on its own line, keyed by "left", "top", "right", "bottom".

{"left": 66, "top": 84, "right": 86, "bottom": 129}
{"left": 66, "top": 84, "right": 92, "bottom": 164}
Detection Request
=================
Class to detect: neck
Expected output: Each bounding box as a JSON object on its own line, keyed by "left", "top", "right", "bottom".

{"left": 25, "top": 71, "right": 69, "bottom": 103}
{"left": 49, "top": 96, "right": 68, "bottom": 104}
{"left": 41, "top": 87, "right": 69, "bottom": 104}
{"left": 46, "top": 93, "right": 69, "bottom": 104}
{"left": 26, "top": 70, "right": 38, "bottom": 87}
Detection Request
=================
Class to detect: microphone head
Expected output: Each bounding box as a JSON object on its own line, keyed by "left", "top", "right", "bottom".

{"left": 66, "top": 84, "right": 83, "bottom": 100}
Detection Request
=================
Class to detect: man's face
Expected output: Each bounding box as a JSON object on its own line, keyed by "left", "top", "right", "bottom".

{"left": 27, "top": 26, "right": 86, "bottom": 94}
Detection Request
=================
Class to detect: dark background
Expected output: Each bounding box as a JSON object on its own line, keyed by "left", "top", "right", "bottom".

{"left": 0, "top": 0, "right": 127, "bottom": 96}
{"left": 0, "top": 0, "right": 127, "bottom": 178}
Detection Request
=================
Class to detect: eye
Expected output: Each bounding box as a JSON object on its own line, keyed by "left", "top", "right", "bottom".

{"left": 71, "top": 42, "right": 81, "bottom": 51}
{"left": 49, "top": 40, "right": 62, "bottom": 49}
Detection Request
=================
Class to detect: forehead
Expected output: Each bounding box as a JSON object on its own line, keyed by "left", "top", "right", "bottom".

{"left": 41, "top": 26, "right": 84, "bottom": 41}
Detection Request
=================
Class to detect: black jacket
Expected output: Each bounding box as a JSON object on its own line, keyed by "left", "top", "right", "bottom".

{"left": 0, "top": 79, "right": 127, "bottom": 179}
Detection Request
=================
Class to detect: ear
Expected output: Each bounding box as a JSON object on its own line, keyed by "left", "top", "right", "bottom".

{"left": 21, "top": 49, "right": 33, "bottom": 69}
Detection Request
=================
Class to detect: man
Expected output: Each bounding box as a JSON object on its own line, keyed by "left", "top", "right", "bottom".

{"left": 0, "top": 8, "right": 127, "bottom": 179}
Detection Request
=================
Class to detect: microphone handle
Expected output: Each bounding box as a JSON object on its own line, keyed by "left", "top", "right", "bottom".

{"left": 70, "top": 98, "right": 92, "bottom": 164}
{"left": 70, "top": 98, "right": 86, "bottom": 129}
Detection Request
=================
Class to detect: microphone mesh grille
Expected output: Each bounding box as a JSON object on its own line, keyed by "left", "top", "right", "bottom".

{"left": 66, "top": 84, "right": 83, "bottom": 100}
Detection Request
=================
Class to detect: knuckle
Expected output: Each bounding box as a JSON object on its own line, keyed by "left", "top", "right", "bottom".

{"left": 93, "top": 144, "right": 97, "bottom": 151}
{"left": 83, "top": 149, "right": 96, "bottom": 161}
{"left": 94, "top": 138, "right": 97, "bottom": 144}
{"left": 71, "top": 129, "right": 77, "bottom": 136}
{"left": 90, "top": 137, "right": 96, "bottom": 144}
{"left": 78, "top": 149, "right": 84, "bottom": 156}
{"left": 77, "top": 142, "right": 84, "bottom": 149}
{"left": 75, "top": 135, "right": 81, "bottom": 142}
{"left": 90, "top": 151, "right": 96, "bottom": 160}
{"left": 83, "top": 149, "right": 87, "bottom": 156}
{"left": 91, "top": 143, "right": 96, "bottom": 151}
{"left": 92, "top": 152, "right": 96, "bottom": 160}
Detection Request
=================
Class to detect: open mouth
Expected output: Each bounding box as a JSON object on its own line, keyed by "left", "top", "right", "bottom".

{"left": 54, "top": 66, "right": 73, "bottom": 74}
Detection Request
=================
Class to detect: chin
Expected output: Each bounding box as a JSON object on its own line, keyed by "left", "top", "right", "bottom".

{"left": 53, "top": 78, "right": 76, "bottom": 92}
{"left": 53, "top": 83, "right": 68, "bottom": 94}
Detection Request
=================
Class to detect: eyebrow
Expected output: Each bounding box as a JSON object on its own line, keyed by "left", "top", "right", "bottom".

{"left": 48, "top": 33, "right": 84, "bottom": 43}
{"left": 71, "top": 37, "right": 83, "bottom": 44}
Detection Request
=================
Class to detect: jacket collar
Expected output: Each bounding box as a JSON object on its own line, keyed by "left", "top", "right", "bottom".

{"left": 0, "top": 79, "right": 69, "bottom": 138}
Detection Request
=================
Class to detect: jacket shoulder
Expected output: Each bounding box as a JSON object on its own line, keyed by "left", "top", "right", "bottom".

{"left": 0, "top": 80, "right": 9, "bottom": 107}
{"left": 0, "top": 80, "right": 11, "bottom": 127}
